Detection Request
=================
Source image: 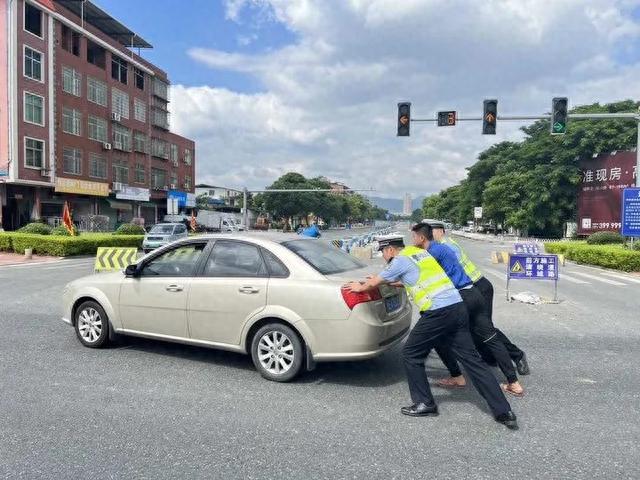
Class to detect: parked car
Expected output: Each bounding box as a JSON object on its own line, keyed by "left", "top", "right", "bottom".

{"left": 142, "top": 223, "right": 189, "bottom": 253}
{"left": 62, "top": 234, "right": 412, "bottom": 382}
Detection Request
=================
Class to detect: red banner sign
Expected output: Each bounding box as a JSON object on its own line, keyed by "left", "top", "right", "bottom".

{"left": 577, "top": 151, "right": 637, "bottom": 235}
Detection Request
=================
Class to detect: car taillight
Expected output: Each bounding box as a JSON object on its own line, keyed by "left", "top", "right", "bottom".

{"left": 341, "top": 286, "right": 382, "bottom": 310}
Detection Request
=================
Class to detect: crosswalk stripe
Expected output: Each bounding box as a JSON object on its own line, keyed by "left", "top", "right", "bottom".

{"left": 558, "top": 273, "right": 589, "bottom": 284}
{"left": 601, "top": 272, "right": 640, "bottom": 284}
{"left": 570, "top": 271, "right": 627, "bottom": 286}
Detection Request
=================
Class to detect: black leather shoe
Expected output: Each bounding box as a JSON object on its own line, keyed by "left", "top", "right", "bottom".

{"left": 401, "top": 403, "right": 439, "bottom": 417}
{"left": 515, "top": 353, "right": 530, "bottom": 376}
{"left": 495, "top": 411, "right": 519, "bottom": 430}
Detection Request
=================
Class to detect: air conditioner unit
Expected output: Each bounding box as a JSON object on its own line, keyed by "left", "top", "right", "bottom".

{"left": 170, "top": 183, "right": 176, "bottom": 189}
{"left": 102, "top": 142, "right": 112, "bottom": 150}
{"left": 111, "top": 112, "right": 121, "bottom": 122}
{"left": 113, "top": 141, "right": 123, "bottom": 150}
{"left": 112, "top": 182, "right": 125, "bottom": 191}
{"left": 172, "top": 161, "right": 178, "bottom": 167}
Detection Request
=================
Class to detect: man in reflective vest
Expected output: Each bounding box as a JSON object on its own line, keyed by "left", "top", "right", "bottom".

{"left": 424, "top": 220, "right": 530, "bottom": 381}
{"left": 412, "top": 222, "right": 524, "bottom": 397}
{"left": 344, "top": 235, "right": 518, "bottom": 429}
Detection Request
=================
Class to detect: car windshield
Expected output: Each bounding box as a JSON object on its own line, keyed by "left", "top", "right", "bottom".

{"left": 282, "top": 239, "right": 366, "bottom": 275}
{"left": 149, "top": 225, "right": 175, "bottom": 234}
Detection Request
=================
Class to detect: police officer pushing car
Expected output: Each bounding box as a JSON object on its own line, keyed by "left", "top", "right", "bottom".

{"left": 344, "top": 235, "right": 518, "bottom": 429}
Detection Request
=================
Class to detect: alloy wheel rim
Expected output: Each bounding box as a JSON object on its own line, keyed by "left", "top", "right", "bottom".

{"left": 77, "top": 307, "right": 102, "bottom": 343}
{"left": 258, "top": 331, "right": 294, "bottom": 375}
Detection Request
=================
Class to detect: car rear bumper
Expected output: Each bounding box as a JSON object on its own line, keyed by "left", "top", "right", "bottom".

{"left": 309, "top": 303, "right": 412, "bottom": 362}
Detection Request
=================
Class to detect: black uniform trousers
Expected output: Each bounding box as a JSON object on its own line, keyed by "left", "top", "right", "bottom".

{"left": 474, "top": 276, "right": 525, "bottom": 362}
{"left": 436, "top": 287, "right": 518, "bottom": 384}
{"left": 402, "top": 301, "right": 511, "bottom": 417}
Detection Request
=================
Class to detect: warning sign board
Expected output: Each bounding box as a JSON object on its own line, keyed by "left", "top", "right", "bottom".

{"left": 508, "top": 254, "right": 558, "bottom": 280}
{"left": 94, "top": 247, "right": 138, "bottom": 271}
{"left": 510, "top": 260, "right": 524, "bottom": 273}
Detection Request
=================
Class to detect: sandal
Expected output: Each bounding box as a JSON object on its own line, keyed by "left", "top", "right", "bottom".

{"left": 501, "top": 383, "right": 525, "bottom": 397}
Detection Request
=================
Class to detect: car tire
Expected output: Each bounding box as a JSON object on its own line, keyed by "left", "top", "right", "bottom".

{"left": 74, "top": 300, "right": 110, "bottom": 348}
{"left": 250, "top": 323, "right": 304, "bottom": 382}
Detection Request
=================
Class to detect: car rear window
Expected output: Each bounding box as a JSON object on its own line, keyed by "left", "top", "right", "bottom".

{"left": 149, "top": 225, "right": 175, "bottom": 234}
{"left": 282, "top": 239, "right": 366, "bottom": 275}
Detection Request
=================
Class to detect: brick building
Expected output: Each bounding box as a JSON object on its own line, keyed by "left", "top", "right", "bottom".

{"left": 0, "top": 0, "right": 195, "bottom": 230}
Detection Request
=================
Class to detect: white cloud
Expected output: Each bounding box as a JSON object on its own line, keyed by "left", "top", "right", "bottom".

{"left": 169, "top": 0, "right": 640, "bottom": 199}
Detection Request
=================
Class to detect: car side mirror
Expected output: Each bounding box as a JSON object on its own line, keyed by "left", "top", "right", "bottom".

{"left": 125, "top": 264, "right": 140, "bottom": 278}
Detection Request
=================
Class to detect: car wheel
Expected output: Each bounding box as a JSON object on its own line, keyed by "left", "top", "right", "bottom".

{"left": 251, "top": 323, "right": 304, "bottom": 382}
{"left": 74, "top": 300, "right": 110, "bottom": 348}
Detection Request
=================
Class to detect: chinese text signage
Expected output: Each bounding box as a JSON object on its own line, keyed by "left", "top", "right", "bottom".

{"left": 508, "top": 254, "right": 558, "bottom": 280}
{"left": 514, "top": 243, "right": 541, "bottom": 254}
{"left": 622, "top": 188, "right": 640, "bottom": 237}
{"left": 55, "top": 177, "right": 109, "bottom": 196}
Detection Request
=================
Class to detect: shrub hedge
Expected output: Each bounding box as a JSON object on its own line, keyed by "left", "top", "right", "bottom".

{"left": 586, "top": 231, "right": 625, "bottom": 245}
{"left": 114, "top": 223, "right": 146, "bottom": 235}
{"left": 51, "top": 225, "right": 73, "bottom": 236}
{"left": 0, "top": 233, "right": 143, "bottom": 257}
{"left": 18, "top": 222, "right": 52, "bottom": 235}
{"left": 544, "top": 241, "right": 640, "bottom": 272}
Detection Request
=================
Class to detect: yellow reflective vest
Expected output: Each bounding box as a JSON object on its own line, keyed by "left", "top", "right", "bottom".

{"left": 399, "top": 246, "right": 456, "bottom": 312}
{"left": 440, "top": 237, "right": 483, "bottom": 283}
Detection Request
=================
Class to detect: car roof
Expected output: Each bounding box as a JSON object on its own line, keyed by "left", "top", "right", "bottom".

{"left": 153, "top": 223, "right": 182, "bottom": 226}
{"left": 172, "top": 232, "right": 314, "bottom": 246}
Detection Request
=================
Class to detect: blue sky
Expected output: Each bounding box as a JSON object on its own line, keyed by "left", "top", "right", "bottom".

{"left": 94, "top": 0, "right": 295, "bottom": 92}
{"left": 90, "top": 1, "right": 640, "bottom": 198}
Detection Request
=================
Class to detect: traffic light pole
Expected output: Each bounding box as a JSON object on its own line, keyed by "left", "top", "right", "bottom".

{"left": 411, "top": 112, "right": 640, "bottom": 187}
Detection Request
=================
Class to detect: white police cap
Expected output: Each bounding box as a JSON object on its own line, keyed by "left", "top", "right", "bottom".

{"left": 375, "top": 234, "right": 405, "bottom": 251}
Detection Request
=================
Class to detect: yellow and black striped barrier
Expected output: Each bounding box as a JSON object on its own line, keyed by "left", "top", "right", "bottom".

{"left": 94, "top": 247, "right": 138, "bottom": 272}
{"left": 491, "top": 251, "right": 510, "bottom": 264}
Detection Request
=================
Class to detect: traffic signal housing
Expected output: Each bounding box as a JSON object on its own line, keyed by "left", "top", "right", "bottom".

{"left": 551, "top": 97, "right": 568, "bottom": 135}
{"left": 437, "top": 111, "right": 457, "bottom": 127}
{"left": 483, "top": 99, "right": 497, "bottom": 135}
{"left": 397, "top": 102, "right": 411, "bottom": 137}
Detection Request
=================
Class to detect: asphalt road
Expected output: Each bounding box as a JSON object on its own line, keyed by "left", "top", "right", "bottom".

{"left": 1, "top": 230, "right": 639, "bottom": 479}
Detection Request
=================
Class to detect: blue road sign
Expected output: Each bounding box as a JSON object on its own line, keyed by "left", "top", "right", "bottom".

{"left": 514, "top": 242, "right": 541, "bottom": 254}
{"left": 621, "top": 187, "right": 640, "bottom": 237}
{"left": 508, "top": 254, "right": 558, "bottom": 280}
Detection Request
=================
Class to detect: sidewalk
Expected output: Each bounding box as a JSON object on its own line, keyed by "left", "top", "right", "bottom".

{"left": 0, "top": 252, "right": 62, "bottom": 267}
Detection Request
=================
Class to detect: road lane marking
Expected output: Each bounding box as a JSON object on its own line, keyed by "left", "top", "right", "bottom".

{"left": 601, "top": 272, "right": 640, "bottom": 284}
{"left": 570, "top": 271, "right": 627, "bottom": 286}
{"left": 483, "top": 267, "right": 506, "bottom": 280}
{"left": 558, "top": 274, "right": 589, "bottom": 284}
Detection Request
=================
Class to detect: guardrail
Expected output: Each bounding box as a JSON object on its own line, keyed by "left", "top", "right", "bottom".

{"left": 332, "top": 225, "right": 399, "bottom": 254}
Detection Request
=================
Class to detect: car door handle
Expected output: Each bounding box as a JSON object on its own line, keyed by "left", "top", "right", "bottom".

{"left": 165, "top": 284, "right": 184, "bottom": 292}
{"left": 238, "top": 286, "right": 259, "bottom": 294}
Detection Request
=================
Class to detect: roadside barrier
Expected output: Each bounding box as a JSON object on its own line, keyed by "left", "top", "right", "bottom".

{"left": 332, "top": 225, "right": 396, "bottom": 254}
{"left": 491, "top": 251, "right": 509, "bottom": 263}
{"left": 94, "top": 247, "right": 137, "bottom": 272}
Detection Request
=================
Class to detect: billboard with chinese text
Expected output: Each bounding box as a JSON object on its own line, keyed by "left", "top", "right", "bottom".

{"left": 577, "top": 152, "right": 637, "bottom": 235}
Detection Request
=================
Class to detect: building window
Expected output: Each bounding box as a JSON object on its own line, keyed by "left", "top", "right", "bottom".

{"left": 184, "top": 148, "right": 193, "bottom": 166}
{"left": 62, "top": 66, "right": 81, "bottom": 96}
{"left": 134, "top": 68, "right": 145, "bottom": 90}
{"left": 151, "top": 108, "right": 169, "bottom": 130}
{"left": 24, "top": 92, "right": 44, "bottom": 126}
{"left": 113, "top": 124, "right": 131, "bottom": 151}
{"left": 135, "top": 163, "right": 145, "bottom": 184}
{"left": 134, "top": 99, "right": 146, "bottom": 123}
{"left": 170, "top": 171, "right": 177, "bottom": 187}
{"left": 25, "top": 137, "right": 45, "bottom": 169}
{"left": 86, "top": 40, "right": 105, "bottom": 69}
{"left": 24, "top": 3, "right": 43, "bottom": 38}
{"left": 24, "top": 46, "right": 43, "bottom": 82}
{"left": 112, "top": 88, "right": 129, "bottom": 119}
{"left": 184, "top": 175, "right": 192, "bottom": 190}
{"left": 63, "top": 147, "right": 82, "bottom": 175}
{"left": 112, "top": 159, "right": 129, "bottom": 184}
{"left": 89, "top": 153, "right": 107, "bottom": 179}
{"left": 88, "top": 115, "right": 108, "bottom": 143}
{"left": 170, "top": 144, "right": 178, "bottom": 165}
{"left": 62, "top": 107, "right": 82, "bottom": 136}
{"left": 63, "top": 150, "right": 82, "bottom": 176}
{"left": 151, "top": 138, "right": 169, "bottom": 159}
{"left": 151, "top": 168, "right": 167, "bottom": 189}
{"left": 111, "top": 55, "right": 128, "bottom": 84}
{"left": 87, "top": 77, "right": 107, "bottom": 106}
{"left": 133, "top": 131, "right": 148, "bottom": 153}
{"left": 152, "top": 77, "right": 169, "bottom": 100}
{"left": 61, "top": 24, "right": 81, "bottom": 56}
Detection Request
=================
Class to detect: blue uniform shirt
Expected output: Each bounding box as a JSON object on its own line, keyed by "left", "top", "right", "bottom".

{"left": 427, "top": 242, "right": 472, "bottom": 289}
{"left": 379, "top": 254, "right": 462, "bottom": 310}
